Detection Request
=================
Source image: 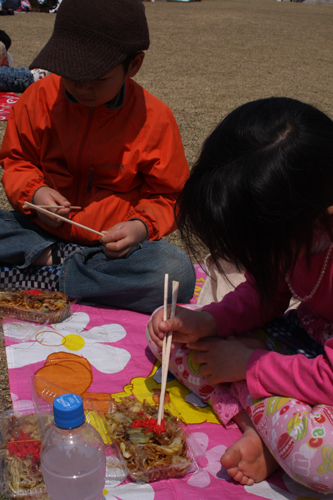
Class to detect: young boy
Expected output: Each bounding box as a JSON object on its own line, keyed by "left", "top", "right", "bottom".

{"left": 0, "top": 0, "right": 195, "bottom": 313}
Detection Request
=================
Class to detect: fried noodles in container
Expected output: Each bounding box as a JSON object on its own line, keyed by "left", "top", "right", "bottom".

{"left": 0, "top": 289, "right": 71, "bottom": 324}
{"left": 0, "top": 289, "right": 73, "bottom": 344}
{"left": 0, "top": 408, "right": 51, "bottom": 498}
{"left": 104, "top": 394, "right": 201, "bottom": 483}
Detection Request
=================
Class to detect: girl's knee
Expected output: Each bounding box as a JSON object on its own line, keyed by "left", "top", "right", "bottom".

{"left": 263, "top": 402, "right": 333, "bottom": 494}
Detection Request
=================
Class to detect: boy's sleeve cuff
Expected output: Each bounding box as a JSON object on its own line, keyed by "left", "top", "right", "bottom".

{"left": 128, "top": 218, "right": 149, "bottom": 241}
{"left": 31, "top": 185, "right": 49, "bottom": 204}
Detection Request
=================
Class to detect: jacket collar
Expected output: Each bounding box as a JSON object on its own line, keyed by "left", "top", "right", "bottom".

{"left": 64, "top": 81, "right": 126, "bottom": 110}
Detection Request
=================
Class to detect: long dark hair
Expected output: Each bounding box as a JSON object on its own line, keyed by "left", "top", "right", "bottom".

{"left": 176, "top": 97, "right": 333, "bottom": 303}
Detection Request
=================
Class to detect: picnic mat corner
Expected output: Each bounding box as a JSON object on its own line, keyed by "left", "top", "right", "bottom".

{"left": 3, "top": 265, "right": 325, "bottom": 500}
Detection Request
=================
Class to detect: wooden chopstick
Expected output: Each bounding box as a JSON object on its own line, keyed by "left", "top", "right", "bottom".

{"left": 157, "top": 280, "right": 179, "bottom": 425}
{"left": 36, "top": 205, "right": 81, "bottom": 209}
{"left": 162, "top": 274, "right": 169, "bottom": 361}
{"left": 158, "top": 274, "right": 169, "bottom": 425}
{"left": 23, "top": 201, "right": 104, "bottom": 237}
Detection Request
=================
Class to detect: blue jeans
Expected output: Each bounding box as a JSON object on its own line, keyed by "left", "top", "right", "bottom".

{"left": 0, "top": 210, "right": 196, "bottom": 313}
{"left": 0, "top": 67, "right": 33, "bottom": 93}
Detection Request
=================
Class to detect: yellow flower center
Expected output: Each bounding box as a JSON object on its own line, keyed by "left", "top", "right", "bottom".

{"left": 62, "top": 334, "right": 85, "bottom": 351}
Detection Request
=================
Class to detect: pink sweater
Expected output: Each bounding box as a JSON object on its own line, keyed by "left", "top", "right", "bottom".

{"left": 202, "top": 246, "right": 333, "bottom": 406}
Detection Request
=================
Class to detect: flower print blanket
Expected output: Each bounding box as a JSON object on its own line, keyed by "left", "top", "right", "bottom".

{"left": 3, "top": 266, "right": 331, "bottom": 500}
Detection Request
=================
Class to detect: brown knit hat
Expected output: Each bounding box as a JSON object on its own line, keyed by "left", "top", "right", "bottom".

{"left": 29, "top": 0, "right": 150, "bottom": 82}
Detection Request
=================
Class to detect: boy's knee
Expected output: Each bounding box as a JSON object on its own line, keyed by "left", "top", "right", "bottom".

{"left": 147, "top": 241, "right": 196, "bottom": 302}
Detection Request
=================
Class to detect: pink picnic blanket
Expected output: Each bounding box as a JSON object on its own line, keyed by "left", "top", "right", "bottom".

{"left": 3, "top": 266, "right": 324, "bottom": 500}
{"left": 0, "top": 92, "right": 19, "bottom": 121}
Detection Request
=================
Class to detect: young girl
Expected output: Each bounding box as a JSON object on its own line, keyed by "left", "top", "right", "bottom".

{"left": 148, "top": 97, "right": 333, "bottom": 493}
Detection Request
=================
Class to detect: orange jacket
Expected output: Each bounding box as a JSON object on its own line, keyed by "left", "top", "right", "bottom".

{"left": 0, "top": 74, "right": 189, "bottom": 244}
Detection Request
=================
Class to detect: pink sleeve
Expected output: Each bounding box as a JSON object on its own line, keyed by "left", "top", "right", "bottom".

{"left": 246, "top": 338, "right": 333, "bottom": 405}
{"left": 202, "top": 273, "right": 291, "bottom": 337}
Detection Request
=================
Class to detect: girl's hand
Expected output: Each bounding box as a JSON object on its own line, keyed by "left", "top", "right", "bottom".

{"left": 100, "top": 220, "right": 147, "bottom": 258}
{"left": 187, "top": 335, "right": 255, "bottom": 385}
{"left": 147, "top": 306, "right": 217, "bottom": 349}
{"left": 33, "top": 187, "right": 71, "bottom": 227}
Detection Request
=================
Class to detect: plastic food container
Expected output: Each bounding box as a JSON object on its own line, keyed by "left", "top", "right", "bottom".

{"left": 0, "top": 289, "right": 71, "bottom": 325}
{"left": 104, "top": 393, "right": 201, "bottom": 483}
{"left": 0, "top": 407, "right": 50, "bottom": 498}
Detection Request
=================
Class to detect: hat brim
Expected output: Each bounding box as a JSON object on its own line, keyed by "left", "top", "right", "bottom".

{"left": 29, "top": 31, "right": 130, "bottom": 82}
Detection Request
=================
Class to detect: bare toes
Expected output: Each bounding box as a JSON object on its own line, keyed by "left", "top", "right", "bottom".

{"left": 220, "top": 447, "right": 241, "bottom": 469}
{"left": 225, "top": 465, "right": 239, "bottom": 479}
{"left": 229, "top": 469, "right": 253, "bottom": 486}
{"left": 240, "top": 475, "right": 254, "bottom": 486}
{"left": 232, "top": 470, "right": 246, "bottom": 483}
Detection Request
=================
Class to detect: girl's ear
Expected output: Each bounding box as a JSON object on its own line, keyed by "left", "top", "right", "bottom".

{"left": 328, "top": 206, "right": 333, "bottom": 215}
{"left": 127, "top": 52, "right": 145, "bottom": 78}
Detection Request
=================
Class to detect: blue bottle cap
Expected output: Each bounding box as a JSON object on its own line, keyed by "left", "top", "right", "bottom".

{"left": 53, "top": 394, "right": 85, "bottom": 429}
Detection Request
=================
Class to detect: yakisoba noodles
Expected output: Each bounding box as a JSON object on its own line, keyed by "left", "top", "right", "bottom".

{"left": 0, "top": 413, "right": 52, "bottom": 496}
{"left": 0, "top": 290, "right": 71, "bottom": 323}
{"left": 105, "top": 396, "right": 192, "bottom": 483}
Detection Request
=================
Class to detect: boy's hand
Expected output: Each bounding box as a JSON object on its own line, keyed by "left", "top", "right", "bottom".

{"left": 187, "top": 336, "right": 254, "bottom": 384}
{"left": 147, "top": 306, "right": 217, "bottom": 349}
{"left": 33, "top": 187, "right": 71, "bottom": 227}
{"left": 100, "top": 220, "right": 147, "bottom": 258}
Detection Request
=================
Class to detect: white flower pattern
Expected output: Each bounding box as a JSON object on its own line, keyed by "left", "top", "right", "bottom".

{"left": 186, "top": 432, "right": 229, "bottom": 488}
{"left": 5, "top": 312, "right": 131, "bottom": 374}
{"left": 104, "top": 482, "right": 155, "bottom": 500}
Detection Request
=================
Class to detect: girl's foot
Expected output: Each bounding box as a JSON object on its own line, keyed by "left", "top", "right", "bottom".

{"left": 220, "top": 411, "right": 280, "bottom": 485}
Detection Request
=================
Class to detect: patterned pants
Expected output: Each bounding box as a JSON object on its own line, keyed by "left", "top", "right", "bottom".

{"left": 147, "top": 310, "right": 333, "bottom": 493}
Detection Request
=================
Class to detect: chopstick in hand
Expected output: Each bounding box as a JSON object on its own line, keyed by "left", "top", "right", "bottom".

{"left": 162, "top": 274, "right": 169, "bottom": 360}
{"left": 157, "top": 279, "right": 179, "bottom": 425}
{"left": 23, "top": 201, "right": 104, "bottom": 237}
{"left": 158, "top": 274, "right": 169, "bottom": 425}
{"left": 35, "top": 205, "right": 81, "bottom": 210}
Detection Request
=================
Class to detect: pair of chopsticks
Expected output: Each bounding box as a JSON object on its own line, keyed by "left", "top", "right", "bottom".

{"left": 36, "top": 205, "right": 81, "bottom": 209}
{"left": 23, "top": 201, "right": 104, "bottom": 237}
{"left": 157, "top": 274, "right": 179, "bottom": 425}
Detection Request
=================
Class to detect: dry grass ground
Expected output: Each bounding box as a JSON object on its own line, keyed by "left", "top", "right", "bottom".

{"left": 0, "top": 0, "right": 332, "bottom": 417}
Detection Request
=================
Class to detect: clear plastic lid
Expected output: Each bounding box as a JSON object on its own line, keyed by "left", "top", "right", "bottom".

{"left": 53, "top": 394, "right": 85, "bottom": 429}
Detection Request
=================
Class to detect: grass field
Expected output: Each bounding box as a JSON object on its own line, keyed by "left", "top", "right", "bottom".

{"left": 1, "top": 0, "right": 333, "bottom": 190}
{"left": 0, "top": 0, "right": 332, "bottom": 414}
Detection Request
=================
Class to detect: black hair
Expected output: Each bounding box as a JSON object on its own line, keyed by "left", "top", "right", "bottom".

{"left": 176, "top": 97, "right": 333, "bottom": 304}
{"left": 121, "top": 53, "right": 140, "bottom": 74}
{"left": 0, "top": 30, "right": 11, "bottom": 51}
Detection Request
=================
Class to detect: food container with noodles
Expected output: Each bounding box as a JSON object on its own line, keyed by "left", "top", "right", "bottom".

{"left": 0, "top": 407, "right": 51, "bottom": 498}
{"left": 0, "top": 289, "right": 71, "bottom": 325}
{"left": 104, "top": 393, "right": 201, "bottom": 483}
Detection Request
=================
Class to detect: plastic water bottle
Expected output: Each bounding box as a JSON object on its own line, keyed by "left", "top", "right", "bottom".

{"left": 40, "top": 394, "right": 106, "bottom": 500}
